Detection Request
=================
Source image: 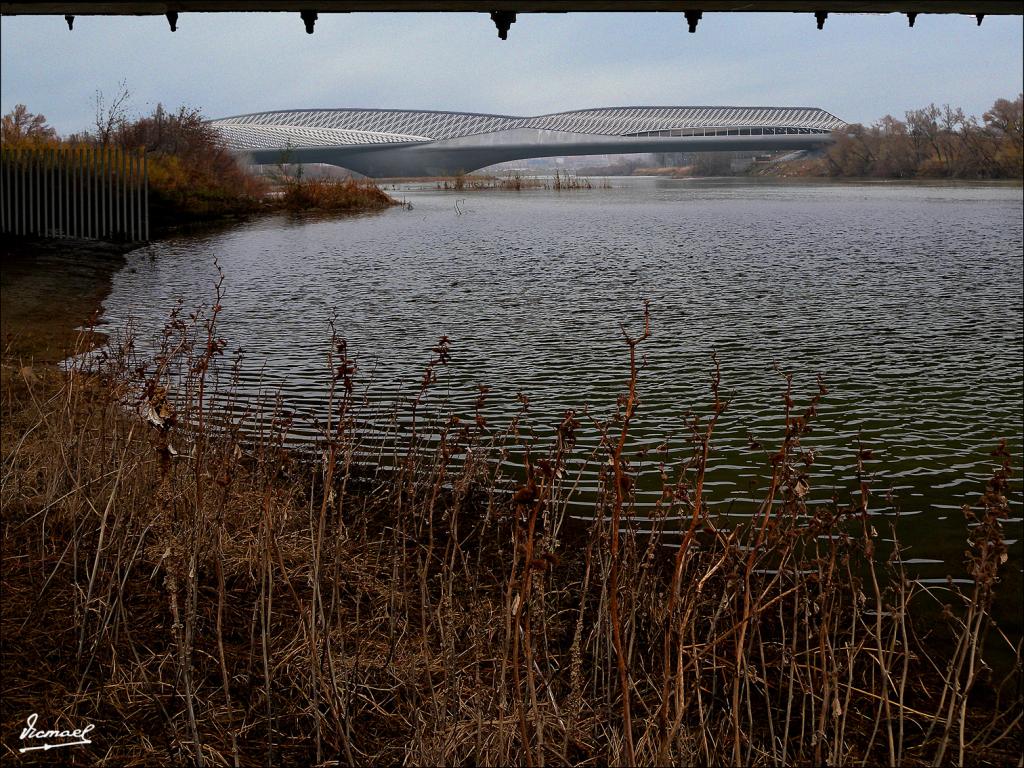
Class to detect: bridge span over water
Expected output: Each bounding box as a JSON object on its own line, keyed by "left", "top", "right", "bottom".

{"left": 210, "top": 106, "right": 846, "bottom": 177}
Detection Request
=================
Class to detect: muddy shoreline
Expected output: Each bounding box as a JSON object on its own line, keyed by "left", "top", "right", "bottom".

{"left": 1, "top": 236, "right": 140, "bottom": 363}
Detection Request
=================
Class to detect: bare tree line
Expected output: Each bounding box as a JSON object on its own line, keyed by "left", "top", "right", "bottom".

{"left": 823, "top": 94, "right": 1023, "bottom": 179}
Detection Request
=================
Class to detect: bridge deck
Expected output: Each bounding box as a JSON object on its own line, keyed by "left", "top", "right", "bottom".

{"left": 3, "top": 1, "right": 1022, "bottom": 13}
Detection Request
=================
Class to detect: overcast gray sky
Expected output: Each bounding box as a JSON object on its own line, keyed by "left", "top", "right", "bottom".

{"left": 1, "top": 11, "right": 1021, "bottom": 134}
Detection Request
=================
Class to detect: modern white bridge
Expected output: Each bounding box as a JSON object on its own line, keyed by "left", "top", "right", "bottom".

{"left": 210, "top": 105, "right": 847, "bottom": 177}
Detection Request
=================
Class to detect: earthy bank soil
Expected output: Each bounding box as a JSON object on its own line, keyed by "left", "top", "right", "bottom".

{"left": 1, "top": 236, "right": 136, "bottom": 362}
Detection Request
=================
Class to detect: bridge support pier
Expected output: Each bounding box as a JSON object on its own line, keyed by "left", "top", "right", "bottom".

{"left": 490, "top": 11, "right": 515, "bottom": 39}
{"left": 300, "top": 9, "right": 317, "bottom": 33}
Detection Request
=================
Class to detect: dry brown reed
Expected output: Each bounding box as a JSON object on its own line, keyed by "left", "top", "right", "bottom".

{"left": 1, "top": 296, "right": 1021, "bottom": 766}
{"left": 437, "top": 170, "right": 595, "bottom": 191}
{"left": 279, "top": 177, "right": 400, "bottom": 213}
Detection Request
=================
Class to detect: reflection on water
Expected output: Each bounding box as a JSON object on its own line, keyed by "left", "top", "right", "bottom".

{"left": 102, "top": 177, "right": 1023, "bottom": 596}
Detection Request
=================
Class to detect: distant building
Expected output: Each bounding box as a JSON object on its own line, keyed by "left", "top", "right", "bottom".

{"left": 210, "top": 106, "right": 845, "bottom": 178}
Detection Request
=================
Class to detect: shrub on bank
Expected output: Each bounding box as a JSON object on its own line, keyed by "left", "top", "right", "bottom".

{"left": 2, "top": 103, "right": 401, "bottom": 232}
{"left": 110, "top": 104, "right": 270, "bottom": 228}
{"left": 280, "top": 176, "right": 399, "bottom": 212}
{"left": 1, "top": 103, "right": 269, "bottom": 231}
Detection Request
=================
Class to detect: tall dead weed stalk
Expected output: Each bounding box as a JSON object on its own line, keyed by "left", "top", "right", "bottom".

{"left": 1, "top": 297, "right": 1020, "bottom": 766}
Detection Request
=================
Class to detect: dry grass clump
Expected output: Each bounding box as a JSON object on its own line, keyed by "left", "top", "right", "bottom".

{"left": 438, "top": 170, "right": 596, "bottom": 191}
{"left": 280, "top": 177, "right": 400, "bottom": 212}
{"left": 548, "top": 169, "right": 593, "bottom": 190}
{"left": 439, "top": 172, "right": 546, "bottom": 191}
{"left": 1, "top": 292, "right": 1021, "bottom": 766}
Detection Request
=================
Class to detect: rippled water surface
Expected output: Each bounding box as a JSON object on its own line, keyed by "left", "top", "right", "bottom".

{"left": 103, "top": 177, "right": 1023, "bottom": 592}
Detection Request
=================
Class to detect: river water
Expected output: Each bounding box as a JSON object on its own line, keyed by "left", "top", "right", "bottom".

{"left": 101, "top": 177, "right": 1023, "bottom": 599}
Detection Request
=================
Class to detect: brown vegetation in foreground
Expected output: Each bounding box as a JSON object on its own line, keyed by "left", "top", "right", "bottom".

{"left": 1, "top": 290, "right": 1021, "bottom": 766}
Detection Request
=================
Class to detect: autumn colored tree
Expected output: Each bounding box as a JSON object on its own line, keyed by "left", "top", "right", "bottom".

{"left": 105, "top": 103, "right": 267, "bottom": 224}
{"left": 2, "top": 97, "right": 267, "bottom": 229}
{"left": 984, "top": 94, "right": 1024, "bottom": 176}
{"left": 983, "top": 95, "right": 1024, "bottom": 147}
{"left": 0, "top": 105, "right": 57, "bottom": 145}
{"left": 821, "top": 95, "right": 1023, "bottom": 179}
